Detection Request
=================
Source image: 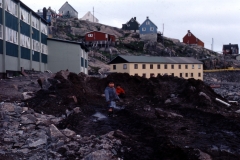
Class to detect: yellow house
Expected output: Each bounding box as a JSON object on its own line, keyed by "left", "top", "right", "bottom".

{"left": 108, "top": 55, "right": 203, "bottom": 80}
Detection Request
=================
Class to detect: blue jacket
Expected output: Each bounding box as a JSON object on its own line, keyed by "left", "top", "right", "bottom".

{"left": 104, "top": 87, "right": 120, "bottom": 102}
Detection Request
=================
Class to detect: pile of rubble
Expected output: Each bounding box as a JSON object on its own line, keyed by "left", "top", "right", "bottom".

{"left": 1, "top": 71, "right": 240, "bottom": 159}
{"left": 204, "top": 71, "right": 240, "bottom": 102}
{"left": 0, "top": 102, "right": 124, "bottom": 160}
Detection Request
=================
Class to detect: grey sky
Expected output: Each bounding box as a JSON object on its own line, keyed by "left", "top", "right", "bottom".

{"left": 22, "top": 0, "right": 240, "bottom": 52}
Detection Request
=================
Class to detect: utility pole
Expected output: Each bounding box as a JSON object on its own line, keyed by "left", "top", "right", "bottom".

{"left": 93, "top": 7, "right": 94, "bottom": 23}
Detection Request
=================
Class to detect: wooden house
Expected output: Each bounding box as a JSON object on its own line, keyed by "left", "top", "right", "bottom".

{"left": 81, "top": 11, "right": 99, "bottom": 23}
{"left": 183, "top": 30, "right": 204, "bottom": 47}
{"left": 139, "top": 17, "right": 158, "bottom": 42}
{"left": 85, "top": 31, "right": 116, "bottom": 47}
{"left": 223, "top": 43, "right": 239, "bottom": 54}
{"left": 58, "top": 1, "right": 78, "bottom": 18}
{"left": 122, "top": 17, "right": 140, "bottom": 32}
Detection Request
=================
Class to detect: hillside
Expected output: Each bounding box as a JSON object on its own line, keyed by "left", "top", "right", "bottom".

{"left": 49, "top": 18, "right": 236, "bottom": 73}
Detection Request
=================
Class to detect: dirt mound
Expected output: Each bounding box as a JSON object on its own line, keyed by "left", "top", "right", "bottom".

{"left": 24, "top": 72, "right": 240, "bottom": 159}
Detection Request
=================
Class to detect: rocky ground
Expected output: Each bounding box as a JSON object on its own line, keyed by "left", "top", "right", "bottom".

{"left": 1, "top": 71, "right": 240, "bottom": 159}
{"left": 49, "top": 18, "right": 230, "bottom": 73}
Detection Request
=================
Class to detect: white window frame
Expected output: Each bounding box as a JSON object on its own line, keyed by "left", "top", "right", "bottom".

{"left": 146, "top": 21, "right": 150, "bottom": 25}
{"left": 150, "top": 27, "right": 154, "bottom": 31}
{"left": 9, "top": 28, "right": 12, "bottom": 42}
{"left": 105, "top": 34, "right": 108, "bottom": 39}
{"left": 88, "top": 34, "right": 93, "bottom": 37}
{"left": 14, "top": 3, "right": 18, "bottom": 17}
{"left": 198, "top": 64, "right": 201, "bottom": 69}
{"left": 0, "top": 0, "right": 2, "bottom": 8}
{"left": 192, "top": 64, "right": 194, "bottom": 69}
{"left": 142, "top": 27, "right": 146, "bottom": 31}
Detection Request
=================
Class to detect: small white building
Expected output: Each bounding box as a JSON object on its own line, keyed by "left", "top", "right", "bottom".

{"left": 59, "top": 1, "right": 78, "bottom": 18}
{"left": 81, "top": 11, "right": 99, "bottom": 23}
{"left": 47, "top": 38, "right": 88, "bottom": 74}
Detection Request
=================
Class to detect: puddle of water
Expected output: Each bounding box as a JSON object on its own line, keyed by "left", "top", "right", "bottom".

{"left": 92, "top": 112, "right": 107, "bottom": 120}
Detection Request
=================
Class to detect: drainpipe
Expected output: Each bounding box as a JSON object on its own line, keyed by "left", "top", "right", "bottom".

{"left": 2, "top": 0, "right": 6, "bottom": 74}
{"left": 18, "top": 1, "right": 21, "bottom": 71}
{"left": 39, "top": 18, "right": 41, "bottom": 71}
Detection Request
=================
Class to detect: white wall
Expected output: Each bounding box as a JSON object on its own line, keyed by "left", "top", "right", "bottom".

{"left": 5, "top": 56, "right": 18, "bottom": 71}
{"left": 21, "top": 59, "right": 31, "bottom": 71}
{"left": 81, "top": 12, "right": 99, "bottom": 23}
{"left": 48, "top": 40, "right": 88, "bottom": 74}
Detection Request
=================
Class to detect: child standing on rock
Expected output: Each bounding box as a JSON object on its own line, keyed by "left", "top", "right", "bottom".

{"left": 104, "top": 80, "right": 120, "bottom": 117}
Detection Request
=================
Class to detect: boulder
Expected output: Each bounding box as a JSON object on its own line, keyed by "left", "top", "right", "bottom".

{"left": 61, "top": 128, "right": 76, "bottom": 138}
{"left": 49, "top": 124, "right": 66, "bottom": 141}
{"left": 2, "top": 103, "right": 15, "bottom": 112}
{"left": 83, "top": 149, "right": 114, "bottom": 160}
{"left": 21, "top": 114, "right": 37, "bottom": 124}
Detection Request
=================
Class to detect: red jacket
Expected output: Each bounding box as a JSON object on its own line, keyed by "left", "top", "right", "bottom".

{"left": 116, "top": 87, "right": 125, "bottom": 95}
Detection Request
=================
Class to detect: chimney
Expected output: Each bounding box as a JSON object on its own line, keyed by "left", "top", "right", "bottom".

{"left": 229, "top": 43, "right": 231, "bottom": 46}
{"left": 188, "top": 30, "right": 190, "bottom": 33}
{"left": 134, "top": 17, "right": 136, "bottom": 20}
{"left": 147, "top": 16, "right": 149, "bottom": 19}
{"left": 43, "top": 7, "right": 47, "bottom": 20}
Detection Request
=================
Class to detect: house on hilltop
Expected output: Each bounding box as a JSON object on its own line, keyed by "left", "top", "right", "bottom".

{"left": 122, "top": 17, "right": 140, "bottom": 32}
{"left": 223, "top": 43, "right": 239, "bottom": 54}
{"left": 108, "top": 55, "right": 203, "bottom": 80}
{"left": 59, "top": 1, "right": 78, "bottom": 18}
{"left": 85, "top": 31, "right": 116, "bottom": 47}
{"left": 81, "top": 11, "right": 99, "bottom": 23}
{"left": 183, "top": 30, "right": 204, "bottom": 47}
{"left": 139, "top": 17, "right": 158, "bottom": 42}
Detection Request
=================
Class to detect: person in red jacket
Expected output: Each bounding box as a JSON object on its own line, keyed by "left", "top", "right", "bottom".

{"left": 116, "top": 84, "right": 125, "bottom": 98}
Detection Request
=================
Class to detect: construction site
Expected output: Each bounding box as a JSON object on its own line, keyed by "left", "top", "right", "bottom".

{"left": 0, "top": 69, "right": 240, "bottom": 160}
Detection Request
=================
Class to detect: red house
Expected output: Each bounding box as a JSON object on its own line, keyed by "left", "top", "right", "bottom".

{"left": 183, "top": 30, "right": 204, "bottom": 47}
{"left": 85, "top": 31, "right": 115, "bottom": 46}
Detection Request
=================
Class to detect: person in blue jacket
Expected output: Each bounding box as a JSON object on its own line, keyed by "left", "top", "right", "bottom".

{"left": 104, "top": 80, "right": 120, "bottom": 117}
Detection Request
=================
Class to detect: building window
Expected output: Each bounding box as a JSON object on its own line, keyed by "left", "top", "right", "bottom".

{"left": 185, "top": 73, "right": 188, "bottom": 77}
{"left": 179, "top": 65, "right": 181, "bottom": 69}
{"left": 192, "top": 64, "right": 194, "bottom": 69}
{"left": 157, "top": 64, "right": 160, "bottom": 69}
{"left": 142, "top": 73, "right": 146, "bottom": 78}
{"left": 142, "top": 27, "right": 146, "bottom": 31}
{"left": 185, "top": 65, "right": 188, "bottom": 69}
{"left": 88, "top": 34, "right": 93, "bottom": 37}
{"left": 191, "top": 73, "right": 193, "bottom": 77}
{"left": 164, "top": 64, "right": 167, "bottom": 69}
{"left": 105, "top": 34, "right": 108, "bottom": 38}
{"left": 146, "top": 21, "right": 150, "bottom": 25}
{"left": 0, "top": 25, "right": 3, "bottom": 39}
{"left": 171, "top": 73, "right": 174, "bottom": 76}
{"left": 171, "top": 65, "right": 174, "bottom": 69}
{"left": 142, "top": 64, "right": 146, "bottom": 69}
{"left": 113, "top": 65, "right": 116, "bottom": 70}
{"left": 123, "top": 64, "right": 127, "bottom": 69}
{"left": 198, "top": 73, "right": 201, "bottom": 77}
{"left": 134, "top": 73, "right": 138, "bottom": 76}
{"left": 150, "top": 64, "right": 153, "bottom": 69}
{"left": 180, "top": 73, "right": 182, "bottom": 77}
{"left": 198, "top": 64, "right": 201, "bottom": 69}
{"left": 134, "top": 64, "right": 138, "bottom": 69}
{"left": 150, "top": 73, "right": 155, "bottom": 77}
{"left": 0, "top": 0, "right": 2, "bottom": 8}
{"left": 150, "top": 27, "right": 154, "bottom": 31}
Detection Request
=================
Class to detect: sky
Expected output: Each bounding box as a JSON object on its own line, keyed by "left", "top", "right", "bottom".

{"left": 22, "top": 0, "right": 240, "bottom": 52}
